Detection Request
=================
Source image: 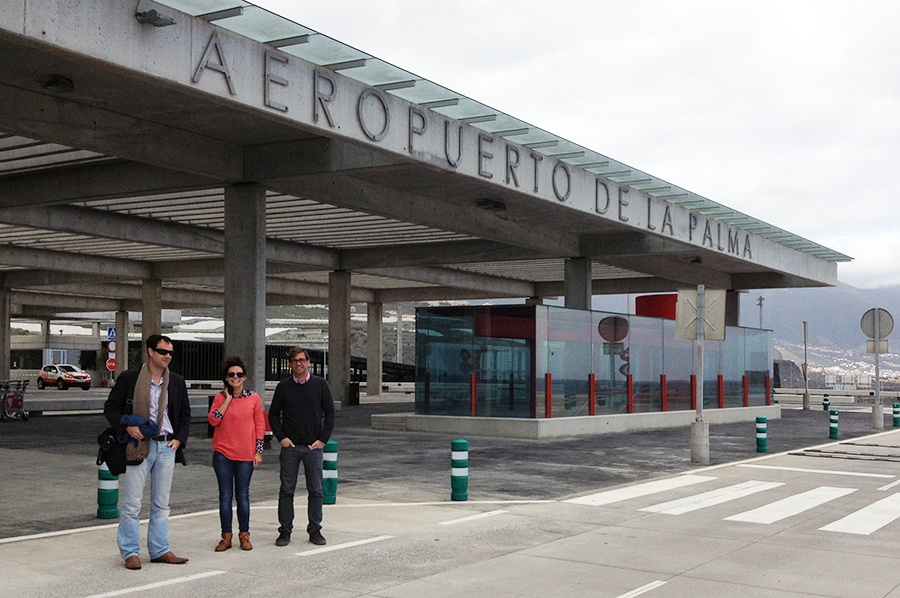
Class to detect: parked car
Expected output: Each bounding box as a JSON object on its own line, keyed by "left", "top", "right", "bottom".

{"left": 36, "top": 364, "right": 92, "bottom": 390}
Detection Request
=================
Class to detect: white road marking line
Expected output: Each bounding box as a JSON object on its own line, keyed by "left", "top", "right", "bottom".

{"left": 878, "top": 478, "right": 900, "bottom": 491}
{"left": 439, "top": 509, "right": 508, "bottom": 525}
{"left": 738, "top": 463, "right": 894, "bottom": 479}
{"left": 820, "top": 493, "right": 900, "bottom": 535}
{"left": 296, "top": 535, "right": 393, "bottom": 556}
{"left": 563, "top": 475, "right": 717, "bottom": 506}
{"left": 725, "top": 486, "right": 857, "bottom": 524}
{"left": 83, "top": 571, "right": 225, "bottom": 598}
{"left": 640, "top": 480, "right": 784, "bottom": 515}
{"left": 686, "top": 428, "right": 900, "bottom": 475}
{"left": 614, "top": 580, "right": 667, "bottom": 598}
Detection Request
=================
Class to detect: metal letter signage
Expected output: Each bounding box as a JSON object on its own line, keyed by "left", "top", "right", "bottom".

{"left": 192, "top": 31, "right": 236, "bottom": 95}
{"left": 179, "top": 25, "right": 764, "bottom": 266}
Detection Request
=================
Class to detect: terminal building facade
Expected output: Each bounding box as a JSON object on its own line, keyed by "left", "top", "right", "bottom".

{"left": 0, "top": 1, "right": 847, "bottom": 426}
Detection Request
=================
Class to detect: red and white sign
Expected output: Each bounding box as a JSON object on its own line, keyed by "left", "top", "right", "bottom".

{"left": 107, "top": 340, "right": 117, "bottom": 353}
{"left": 106, "top": 357, "right": 116, "bottom": 371}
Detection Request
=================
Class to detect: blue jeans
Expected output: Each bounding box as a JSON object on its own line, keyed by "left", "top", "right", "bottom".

{"left": 212, "top": 451, "right": 254, "bottom": 533}
{"left": 118, "top": 440, "right": 175, "bottom": 560}
{"left": 278, "top": 444, "right": 323, "bottom": 535}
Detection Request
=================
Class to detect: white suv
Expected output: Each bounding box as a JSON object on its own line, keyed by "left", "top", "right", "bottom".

{"left": 37, "top": 364, "right": 92, "bottom": 390}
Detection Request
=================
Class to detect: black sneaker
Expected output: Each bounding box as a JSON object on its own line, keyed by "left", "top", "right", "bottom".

{"left": 308, "top": 530, "right": 326, "bottom": 546}
{"left": 275, "top": 532, "right": 291, "bottom": 547}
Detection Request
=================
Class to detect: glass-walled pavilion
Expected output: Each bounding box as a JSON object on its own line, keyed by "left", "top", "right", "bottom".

{"left": 416, "top": 305, "right": 773, "bottom": 418}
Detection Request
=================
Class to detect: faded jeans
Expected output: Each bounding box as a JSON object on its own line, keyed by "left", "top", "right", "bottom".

{"left": 277, "top": 444, "right": 323, "bottom": 535}
{"left": 118, "top": 439, "right": 175, "bottom": 560}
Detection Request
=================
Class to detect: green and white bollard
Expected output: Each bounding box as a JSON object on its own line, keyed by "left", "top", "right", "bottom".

{"left": 451, "top": 439, "right": 468, "bottom": 501}
{"left": 894, "top": 403, "right": 899, "bottom": 428}
{"left": 756, "top": 416, "right": 767, "bottom": 453}
{"left": 823, "top": 394, "right": 830, "bottom": 411}
{"left": 322, "top": 440, "right": 338, "bottom": 505}
{"left": 97, "top": 462, "right": 119, "bottom": 519}
{"left": 829, "top": 409, "right": 839, "bottom": 439}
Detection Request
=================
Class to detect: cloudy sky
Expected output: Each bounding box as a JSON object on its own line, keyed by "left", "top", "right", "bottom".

{"left": 255, "top": 1, "right": 900, "bottom": 289}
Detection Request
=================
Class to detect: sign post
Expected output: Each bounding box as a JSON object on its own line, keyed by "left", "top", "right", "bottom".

{"left": 801, "top": 322, "right": 810, "bottom": 410}
{"left": 861, "top": 308, "right": 893, "bottom": 431}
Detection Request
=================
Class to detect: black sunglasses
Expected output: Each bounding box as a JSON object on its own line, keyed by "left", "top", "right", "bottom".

{"left": 152, "top": 347, "right": 174, "bottom": 356}
{"left": 226, "top": 372, "right": 246, "bottom": 378}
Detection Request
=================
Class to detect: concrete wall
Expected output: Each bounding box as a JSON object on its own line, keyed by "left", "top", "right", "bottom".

{"left": 372, "top": 405, "right": 781, "bottom": 439}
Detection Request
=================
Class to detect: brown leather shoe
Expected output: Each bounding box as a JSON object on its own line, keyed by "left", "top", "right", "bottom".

{"left": 124, "top": 555, "right": 141, "bottom": 570}
{"left": 215, "top": 532, "right": 232, "bottom": 552}
{"left": 239, "top": 531, "right": 252, "bottom": 551}
{"left": 150, "top": 551, "right": 188, "bottom": 564}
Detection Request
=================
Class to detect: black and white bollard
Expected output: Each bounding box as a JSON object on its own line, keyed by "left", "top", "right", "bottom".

{"left": 451, "top": 439, "right": 468, "bottom": 501}
{"left": 829, "top": 409, "right": 839, "bottom": 440}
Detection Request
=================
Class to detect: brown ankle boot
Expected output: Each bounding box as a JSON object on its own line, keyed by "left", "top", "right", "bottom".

{"left": 215, "top": 532, "right": 232, "bottom": 551}
{"left": 239, "top": 531, "right": 252, "bottom": 551}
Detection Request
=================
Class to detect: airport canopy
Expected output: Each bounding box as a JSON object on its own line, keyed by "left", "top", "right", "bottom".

{"left": 0, "top": 0, "right": 849, "bottom": 320}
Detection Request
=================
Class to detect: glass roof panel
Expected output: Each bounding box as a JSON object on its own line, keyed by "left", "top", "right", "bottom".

{"left": 336, "top": 59, "right": 416, "bottom": 88}
{"left": 154, "top": 0, "right": 852, "bottom": 263}
{"left": 280, "top": 34, "right": 369, "bottom": 66}
{"left": 159, "top": 0, "right": 250, "bottom": 17}
{"left": 212, "top": 5, "right": 312, "bottom": 41}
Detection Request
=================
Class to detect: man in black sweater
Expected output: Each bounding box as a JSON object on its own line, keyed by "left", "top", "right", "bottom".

{"left": 268, "top": 346, "right": 335, "bottom": 546}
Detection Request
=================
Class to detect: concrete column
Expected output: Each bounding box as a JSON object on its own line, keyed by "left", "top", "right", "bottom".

{"left": 564, "top": 257, "right": 591, "bottom": 310}
{"left": 0, "top": 286, "right": 10, "bottom": 381}
{"left": 141, "top": 278, "right": 162, "bottom": 361}
{"left": 224, "top": 184, "right": 267, "bottom": 389}
{"left": 366, "top": 302, "right": 383, "bottom": 396}
{"left": 725, "top": 290, "right": 740, "bottom": 327}
{"left": 328, "top": 270, "right": 351, "bottom": 406}
{"left": 115, "top": 311, "right": 129, "bottom": 379}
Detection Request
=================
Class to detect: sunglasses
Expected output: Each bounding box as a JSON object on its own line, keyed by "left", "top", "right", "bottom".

{"left": 152, "top": 347, "right": 174, "bottom": 356}
{"left": 289, "top": 358, "right": 309, "bottom": 364}
{"left": 226, "top": 372, "right": 246, "bottom": 378}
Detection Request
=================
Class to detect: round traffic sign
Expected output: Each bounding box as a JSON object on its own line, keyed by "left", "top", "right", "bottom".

{"left": 106, "top": 357, "right": 116, "bottom": 371}
{"left": 598, "top": 316, "right": 629, "bottom": 343}
{"left": 107, "top": 339, "right": 116, "bottom": 353}
{"left": 861, "top": 308, "right": 894, "bottom": 339}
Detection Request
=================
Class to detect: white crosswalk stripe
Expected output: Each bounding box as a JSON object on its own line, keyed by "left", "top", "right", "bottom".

{"left": 819, "top": 493, "right": 900, "bottom": 535}
{"left": 564, "top": 475, "right": 717, "bottom": 506}
{"left": 725, "top": 486, "right": 857, "bottom": 524}
{"left": 639, "top": 480, "right": 784, "bottom": 515}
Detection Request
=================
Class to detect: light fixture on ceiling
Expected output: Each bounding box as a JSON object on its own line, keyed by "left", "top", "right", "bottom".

{"left": 477, "top": 199, "right": 506, "bottom": 212}
{"left": 40, "top": 74, "right": 74, "bottom": 93}
{"left": 135, "top": 1, "right": 176, "bottom": 27}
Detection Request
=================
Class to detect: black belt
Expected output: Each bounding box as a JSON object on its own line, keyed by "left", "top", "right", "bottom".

{"left": 152, "top": 434, "right": 174, "bottom": 442}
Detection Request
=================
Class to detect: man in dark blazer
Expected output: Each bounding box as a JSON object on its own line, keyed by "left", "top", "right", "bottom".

{"left": 104, "top": 334, "right": 191, "bottom": 570}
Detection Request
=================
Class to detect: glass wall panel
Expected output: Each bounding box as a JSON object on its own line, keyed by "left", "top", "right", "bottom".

{"left": 722, "top": 328, "right": 746, "bottom": 407}
{"left": 745, "top": 328, "right": 773, "bottom": 406}
{"left": 662, "top": 319, "right": 694, "bottom": 411}
{"left": 628, "top": 316, "right": 664, "bottom": 412}
{"left": 415, "top": 306, "right": 535, "bottom": 418}
{"left": 592, "top": 311, "right": 630, "bottom": 414}
{"left": 545, "top": 307, "right": 593, "bottom": 417}
{"left": 702, "top": 341, "right": 721, "bottom": 409}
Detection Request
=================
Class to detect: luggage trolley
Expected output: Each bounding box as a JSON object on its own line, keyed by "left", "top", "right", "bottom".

{"left": 1, "top": 380, "right": 29, "bottom": 421}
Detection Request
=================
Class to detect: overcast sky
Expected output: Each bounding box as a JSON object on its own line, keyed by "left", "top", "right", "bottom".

{"left": 255, "top": 1, "right": 900, "bottom": 290}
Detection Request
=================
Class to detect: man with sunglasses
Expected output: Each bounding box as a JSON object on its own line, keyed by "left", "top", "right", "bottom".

{"left": 268, "top": 346, "right": 335, "bottom": 547}
{"left": 104, "top": 334, "right": 192, "bottom": 570}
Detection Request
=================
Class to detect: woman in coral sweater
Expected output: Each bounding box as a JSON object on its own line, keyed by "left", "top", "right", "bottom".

{"left": 208, "top": 356, "right": 264, "bottom": 551}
